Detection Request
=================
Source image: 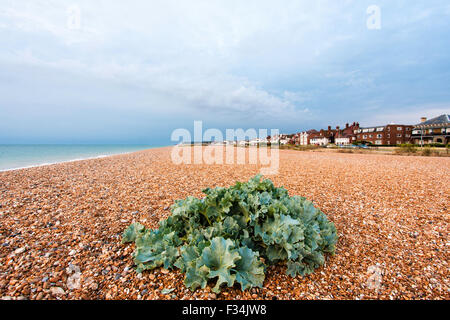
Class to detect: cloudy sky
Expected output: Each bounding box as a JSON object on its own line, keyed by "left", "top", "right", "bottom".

{"left": 1, "top": 0, "right": 450, "bottom": 144}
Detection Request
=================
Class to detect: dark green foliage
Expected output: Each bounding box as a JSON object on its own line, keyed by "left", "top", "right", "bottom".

{"left": 122, "top": 175, "right": 337, "bottom": 292}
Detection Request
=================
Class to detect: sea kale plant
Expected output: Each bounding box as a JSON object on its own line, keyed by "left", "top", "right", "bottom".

{"left": 122, "top": 175, "right": 337, "bottom": 293}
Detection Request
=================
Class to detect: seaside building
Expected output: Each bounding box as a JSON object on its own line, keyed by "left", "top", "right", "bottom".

{"left": 354, "top": 123, "right": 413, "bottom": 145}
{"left": 309, "top": 135, "right": 329, "bottom": 146}
{"left": 308, "top": 126, "right": 338, "bottom": 146}
{"left": 291, "top": 123, "right": 359, "bottom": 146}
{"left": 335, "top": 122, "right": 359, "bottom": 146}
{"left": 270, "top": 134, "right": 290, "bottom": 145}
{"left": 411, "top": 114, "right": 450, "bottom": 145}
{"left": 293, "top": 130, "right": 318, "bottom": 145}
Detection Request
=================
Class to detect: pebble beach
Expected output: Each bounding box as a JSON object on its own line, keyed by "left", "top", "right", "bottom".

{"left": 0, "top": 147, "right": 448, "bottom": 300}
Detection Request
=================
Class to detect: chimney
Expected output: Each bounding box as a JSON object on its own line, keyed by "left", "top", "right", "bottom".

{"left": 346, "top": 123, "right": 349, "bottom": 129}
{"left": 328, "top": 126, "right": 331, "bottom": 131}
{"left": 420, "top": 117, "right": 427, "bottom": 123}
{"left": 336, "top": 126, "right": 340, "bottom": 130}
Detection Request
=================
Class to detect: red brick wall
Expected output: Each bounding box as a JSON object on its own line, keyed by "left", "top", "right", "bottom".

{"left": 356, "top": 125, "right": 413, "bottom": 145}
{"left": 384, "top": 125, "right": 413, "bottom": 145}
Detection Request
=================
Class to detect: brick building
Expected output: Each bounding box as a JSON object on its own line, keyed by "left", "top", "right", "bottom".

{"left": 335, "top": 122, "right": 359, "bottom": 146}
{"left": 354, "top": 124, "right": 413, "bottom": 145}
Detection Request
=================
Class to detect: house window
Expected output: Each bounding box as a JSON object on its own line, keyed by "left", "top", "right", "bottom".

{"left": 369, "top": 134, "right": 373, "bottom": 138}
{"left": 397, "top": 127, "right": 402, "bottom": 131}
{"left": 405, "top": 134, "right": 410, "bottom": 138}
{"left": 375, "top": 140, "right": 382, "bottom": 145}
{"left": 406, "top": 127, "right": 410, "bottom": 131}
{"left": 397, "top": 133, "right": 402, "bottom": 137}
{"left": 396, "top": 141, "right": 401, "bottom": 145}
{"left": 387, "top": 134, "right": 390, "bottom": 138}
{"left": 377, "top": 134, "right": 382, "bottom": 138}
{"left": 363, "top": 135, "right": 367, "bottom": 139}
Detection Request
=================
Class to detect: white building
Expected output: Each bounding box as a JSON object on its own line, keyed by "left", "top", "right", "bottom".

{"left": 297, "top": 132, "right": 309, "bottom": 145}
{"left": 335, "top": 136, "right": 355, "bottom": 146}
{"left": 270, "top": 134, "right": 289, "bottom": 145}
{"left": 310, "top": 137, "right": 329, "bottom": 146}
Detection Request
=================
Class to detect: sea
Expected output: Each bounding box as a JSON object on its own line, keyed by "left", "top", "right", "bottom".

{"left": 0, "top": 144, "right": 160, "bottom": 172}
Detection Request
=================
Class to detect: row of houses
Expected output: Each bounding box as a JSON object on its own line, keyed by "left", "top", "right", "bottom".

{"left": 273, "top": 114, "right": 450, "bottom": 146}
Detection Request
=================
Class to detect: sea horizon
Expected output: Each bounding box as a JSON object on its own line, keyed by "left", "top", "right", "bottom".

{"left": 0, "top": 144, "right": 165, "bottom": 172}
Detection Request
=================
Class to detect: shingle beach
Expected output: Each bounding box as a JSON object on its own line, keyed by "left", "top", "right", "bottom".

{"left": 0, "top": 147, "right": 448, "bottom": 300}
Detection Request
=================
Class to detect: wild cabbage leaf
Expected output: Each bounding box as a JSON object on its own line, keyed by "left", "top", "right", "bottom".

{"left": 122, "top": 175, "right": 337, "bottom": 292}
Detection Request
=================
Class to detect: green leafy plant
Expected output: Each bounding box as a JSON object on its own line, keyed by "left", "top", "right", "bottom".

{"left": 122, "top": 175, "right": 338, "bottom": 293}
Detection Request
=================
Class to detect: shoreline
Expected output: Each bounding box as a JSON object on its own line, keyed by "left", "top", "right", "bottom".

{"left": 0, "top": 145, "right": 170, "bottom": 173}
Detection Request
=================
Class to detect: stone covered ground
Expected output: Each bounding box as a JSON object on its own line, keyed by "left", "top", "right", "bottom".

{"left": 0, "top": 147, "right": 448, "bottom": 300}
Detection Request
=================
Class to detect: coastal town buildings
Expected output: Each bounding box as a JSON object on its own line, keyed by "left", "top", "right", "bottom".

{"left": 270, "top": 134, "right": 289, "bottom": 145}
{"left": 411, "top": 114, "right": 450, "bottom": 145}
{"left": 236, "top": 114, "right": 448, "bottom": 147}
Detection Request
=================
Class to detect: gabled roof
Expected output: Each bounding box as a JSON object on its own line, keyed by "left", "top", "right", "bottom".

{"left": 336, "top": 131, "right": 354, "bottom": 138}
{"left": 309, "top": 133, "right": 328, "bottom": 139}
{"left": 415, "top": 114, "right": 449, "bottom": 126}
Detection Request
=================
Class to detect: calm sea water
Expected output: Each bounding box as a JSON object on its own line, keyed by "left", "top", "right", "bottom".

{"left": 0, "top": 144, "right": 160, "bottom": 171}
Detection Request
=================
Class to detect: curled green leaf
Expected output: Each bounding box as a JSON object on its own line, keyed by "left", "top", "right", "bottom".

{"left": 122, "top": 175, "right": 338, "bottom": 292}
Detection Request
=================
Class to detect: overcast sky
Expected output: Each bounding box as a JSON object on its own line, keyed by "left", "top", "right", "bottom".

{"left": 1, "top": 0, "right": 450, "bottom": 144}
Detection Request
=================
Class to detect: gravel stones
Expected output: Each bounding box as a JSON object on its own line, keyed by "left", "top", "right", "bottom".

{"left": 0, "top": 147, "right": 448, "bottom": 300}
